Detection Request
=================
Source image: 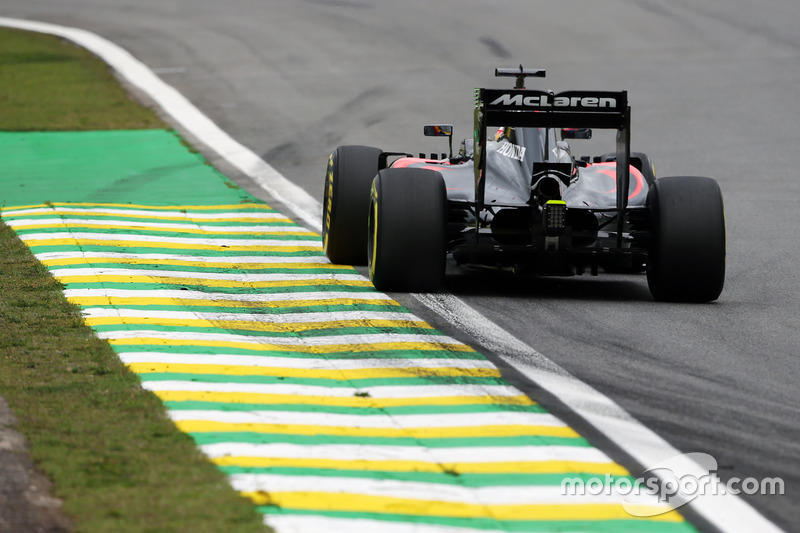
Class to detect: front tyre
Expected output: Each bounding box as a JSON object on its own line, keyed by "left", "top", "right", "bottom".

{"left": 322, "top": 145, "right": 382, "bottom": 265}
{"left": 368, "top": 168, "right": 447, "bottom": 292}
{"left": 647, "top": 176, "right": 726, "bottom": 302}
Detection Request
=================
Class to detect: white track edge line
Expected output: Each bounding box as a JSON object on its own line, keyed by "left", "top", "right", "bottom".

{"left": 0, "top": 16, "right": 781, "bottom": 533}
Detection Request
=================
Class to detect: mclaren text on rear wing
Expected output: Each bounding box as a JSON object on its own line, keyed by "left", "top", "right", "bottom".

{"left": 480, "top": 89, "right": 628, "bottom": 129}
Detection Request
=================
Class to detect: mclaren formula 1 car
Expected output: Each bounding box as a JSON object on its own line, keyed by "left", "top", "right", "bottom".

{"left": 322, "top": 67, "right": 725, "bottom": 302}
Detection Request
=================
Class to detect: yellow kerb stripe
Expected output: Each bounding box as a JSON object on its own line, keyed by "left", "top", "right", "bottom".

{"left": 43, "top": 257, "right": 351, "bottom": 270}
{"left": 66, "top": 297, "right": 400, "bottom": 309}
{"left": 86, "top": 317, "right": 432, "bottom": 332}
{"left": 27, "top": 238, "right": 320, "bottom": 251}
{"left": 176, "top": 421, "right": 577, "bottom": 439}
{"left": 18, "top": 222, "right": 313, "bottom": 235}
{"left": 6, "top": 212, "right": 291, "bottom": 223}
{"left": 213, "top": 456, "right": 630, "bottom": 476}
{"left": 216, "top": 455, "right": 628, "bottom": 476}
{"left": 2, "top": 202, "right": 276, "bottom": 211}
{"left": 109, "top": 339, "right": 474, "bottom": 354}
{"left": 127, "top": 363, "right": 500, "bottom": 381}
{"left": 55, "top": 275, "right": 371, "bottom": 289}
{"left": 127, "top": 362, "right": 498, "bottom": 379}
{"left": 241, "top": 491, "right": 682, "bottom": 521}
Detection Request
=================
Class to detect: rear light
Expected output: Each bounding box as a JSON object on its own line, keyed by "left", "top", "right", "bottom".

{"left": 544, "top": 200, "right": 567, "bottom": 236}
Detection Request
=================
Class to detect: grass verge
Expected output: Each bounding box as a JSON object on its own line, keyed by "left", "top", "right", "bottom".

{"left": 0, "top": 27, "right": 162, "bottom": 130}
{"left": 0, "top": 26, "right": 267, "bottom": 532}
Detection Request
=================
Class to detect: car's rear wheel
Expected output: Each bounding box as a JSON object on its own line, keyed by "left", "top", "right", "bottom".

{"left": 368, "top": 168, "right": 447, "bottom": 292}
{"left": 646, "top": 176, "right": 726, "bottom": 302}
{"left": 322, "top": 145, "right": 382, "bottom": 265}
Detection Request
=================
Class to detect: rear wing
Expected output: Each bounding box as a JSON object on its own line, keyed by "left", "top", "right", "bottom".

{"left": 481, "top": 89, "right": 628, "bottom": 129}
{"left": 473, "top": 86, "right": 632, "bottom": 247}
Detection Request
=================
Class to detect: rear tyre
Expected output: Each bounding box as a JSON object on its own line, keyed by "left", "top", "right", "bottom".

{"left": 368, "top": 168, "right": 447, "bottom": 292}
{"left": 322, "top": 145, "right": 382, "bottom": 265}
{"left": 646, "top": 176, "right": 726, "bottom": 302}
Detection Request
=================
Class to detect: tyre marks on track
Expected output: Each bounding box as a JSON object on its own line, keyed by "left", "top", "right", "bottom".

{"left": 1, "top": 201, "right": 696, "bottom": 533}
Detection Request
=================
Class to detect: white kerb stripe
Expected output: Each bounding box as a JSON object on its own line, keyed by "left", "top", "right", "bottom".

{"left": 230, "top": 473, "right": 660, "bottom": 506}
{"left": 201, "top": 443, "right": 613, "bottom": 464}
{"left": 83, "top": 308, "right": 421, "bottom": 323}
{"left": 261, "top": 515, "right": 510, "bottom": 533}
{"left": 20, "top": 232, "right": 319, "bottom": 247}
{"left": 51, "top": 268, "right": 362, "bottom": 282}
{"left": 6, "top": 218, "right": 312, "bottom": 233}
{"left": 168, "top": 410, "right": 564, "bottom": 429}
{"left": 118, "top": 353, "right": 492, "bottom": 370}
{"left": 63, "top": 289, "right": 391, "bottom": 301}
{"left": 36, "top": 251, "right": 332, "bottom": 263}
{"left": 97, "top": 330, "right": 461, "bottom": 346}
{"left": 142, "top": 381, "right": 523, "bottom": 398}
{"left": 0, "top": 206, "right": 290, "bottom": 220}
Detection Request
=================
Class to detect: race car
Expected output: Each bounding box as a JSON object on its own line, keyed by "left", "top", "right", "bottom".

{"left": 322, "top": 67, "right": 725, "bottom": 302}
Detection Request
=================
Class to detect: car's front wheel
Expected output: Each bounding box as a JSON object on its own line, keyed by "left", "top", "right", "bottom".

{"left": 368, "top": 168, "right": 447, "bottom": 292}
{"left": 646, "top": 176, "right": 726, "bottom": 302}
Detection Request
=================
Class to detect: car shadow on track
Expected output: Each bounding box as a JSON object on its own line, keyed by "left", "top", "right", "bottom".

{"left": 441, "top": 264, "right": 654, "bottom": 302}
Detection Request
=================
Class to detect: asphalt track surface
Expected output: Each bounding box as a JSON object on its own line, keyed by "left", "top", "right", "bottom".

{"left": 2, "top": 1, "right": 799, "bottom": 530}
